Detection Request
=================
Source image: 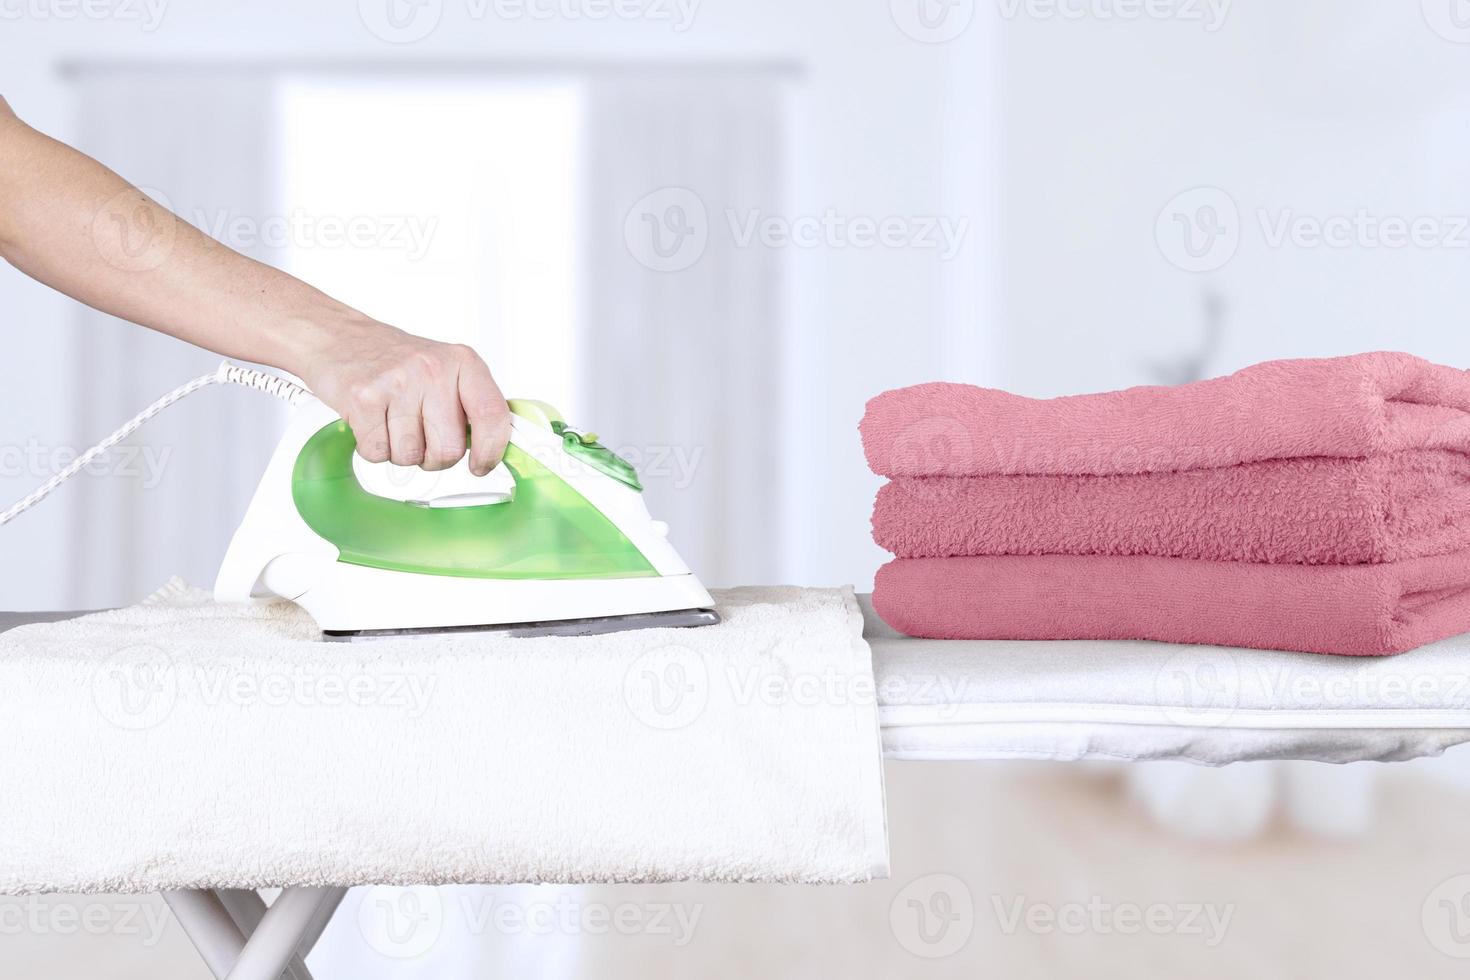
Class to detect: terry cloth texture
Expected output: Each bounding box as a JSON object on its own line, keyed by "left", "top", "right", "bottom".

{"left": 0, "top": 581, "right": 888, "bottom": 894}
{"left": 873, "top": 553, "right": 1470, "bottom": 656}
{"left": 860, "top": 351, "right": 1470, "bottom": 478}
{"left": 873, "top": 450, "right": 1470, "bottom": 565}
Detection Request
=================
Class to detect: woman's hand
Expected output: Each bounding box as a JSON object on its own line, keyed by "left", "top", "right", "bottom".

{"left": 292, "top": 317, "right": 511, "bottom": 477}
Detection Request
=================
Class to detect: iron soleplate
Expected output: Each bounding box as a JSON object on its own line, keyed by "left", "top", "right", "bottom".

{"left": 322, "top": 607, "right": 721, "bottom": 642}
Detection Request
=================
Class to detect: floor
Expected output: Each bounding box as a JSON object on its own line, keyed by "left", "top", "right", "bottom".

{"left": 7, "top": 760, "right": 1470, "bottom": 978}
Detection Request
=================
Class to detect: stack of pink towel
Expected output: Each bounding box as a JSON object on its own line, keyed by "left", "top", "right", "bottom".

{"left": 860, "top": 352, "right": 1470, "bottom": 655}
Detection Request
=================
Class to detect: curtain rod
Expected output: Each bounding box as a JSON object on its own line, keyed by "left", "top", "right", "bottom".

{"left": 57, "top": 57, "right": 806, "bottom": 79}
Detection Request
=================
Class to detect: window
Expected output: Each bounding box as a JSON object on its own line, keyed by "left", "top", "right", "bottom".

{"left": 277, "top": 76, "right": 585, "bottom": 417}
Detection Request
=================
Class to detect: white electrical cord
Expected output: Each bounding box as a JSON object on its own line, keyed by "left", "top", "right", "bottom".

{"left": 0, "top": 362, "right": 310, "bottom": 528}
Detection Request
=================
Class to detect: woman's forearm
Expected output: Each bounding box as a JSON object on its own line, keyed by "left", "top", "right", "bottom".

{"left": 0, "top": 96, "right": 349, "bottom": 375}
{"left": 0, "top": 96, "right": 511, "bottom": 475}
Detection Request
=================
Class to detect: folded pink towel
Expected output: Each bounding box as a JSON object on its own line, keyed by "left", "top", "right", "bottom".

{"left": 873, "top": 552, "right": 1470, "bottom": 655}
{"left": 874, "top": 450, "right": 1470, "bottom": 565}
{"left": 861, "top": 352, "right": 1470, "bottom": 478}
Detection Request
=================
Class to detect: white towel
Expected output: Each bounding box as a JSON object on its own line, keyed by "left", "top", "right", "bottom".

{"left": 0, "top": 581, "right": 887, "bottom": 894}
{"left": 862, "top": 598, "right": 1470, "bottom": 765}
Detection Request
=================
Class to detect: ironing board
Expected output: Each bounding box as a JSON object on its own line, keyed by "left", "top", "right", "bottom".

{"left": 6, "top": 603, "right": 1470, "bottom": 980}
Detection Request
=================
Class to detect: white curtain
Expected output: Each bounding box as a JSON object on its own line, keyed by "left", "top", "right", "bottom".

{"left": 67, "top": 68, "right": 286, "bottom": 608}
{"left": 582, "top": 71, "right": 788, "bottom": 588}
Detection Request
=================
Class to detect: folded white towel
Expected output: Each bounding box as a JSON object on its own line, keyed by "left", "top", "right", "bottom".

{"left": 0, "top": 581, "right": 887, "bottom": 894}
{"left": 862, "top": 598, "right": 1470, "bottom": 765}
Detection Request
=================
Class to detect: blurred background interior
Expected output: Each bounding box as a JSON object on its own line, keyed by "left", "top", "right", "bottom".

{"left": 4, "top": 0, "right": 1470, "bottom": 976}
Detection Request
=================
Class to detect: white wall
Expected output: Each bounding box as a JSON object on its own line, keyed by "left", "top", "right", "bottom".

{"left": 992, "top": 0, "right": 1470, "bottom": 396}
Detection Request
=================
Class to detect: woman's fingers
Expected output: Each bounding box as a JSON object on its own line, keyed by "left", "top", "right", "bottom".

{"left": 421, "top": 382, "right": 468, "bottom": 472}
{"left": 386, "top": 399, "right": 427, "bottom": 467}
{"left": 456, "top": 349, "right": 511, "bottom": 477}
{"left": 346, "top": 385, "right": 392, "bottom": 464}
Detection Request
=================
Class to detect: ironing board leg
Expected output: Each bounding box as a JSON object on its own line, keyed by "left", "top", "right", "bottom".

{"left": 222, "top": 887, "right": 340, "bottom": 980}
{"left": 165, "top": 887, "right": 347, "bottom": 980}
{"left": 293, "top": 887, "right": 347, "bottom": 963}
{"left": 162, "top": 890, "right": 248, "bottom": 979}
{"left": 215, "top": 890, "right": 315, "bottom": 980}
